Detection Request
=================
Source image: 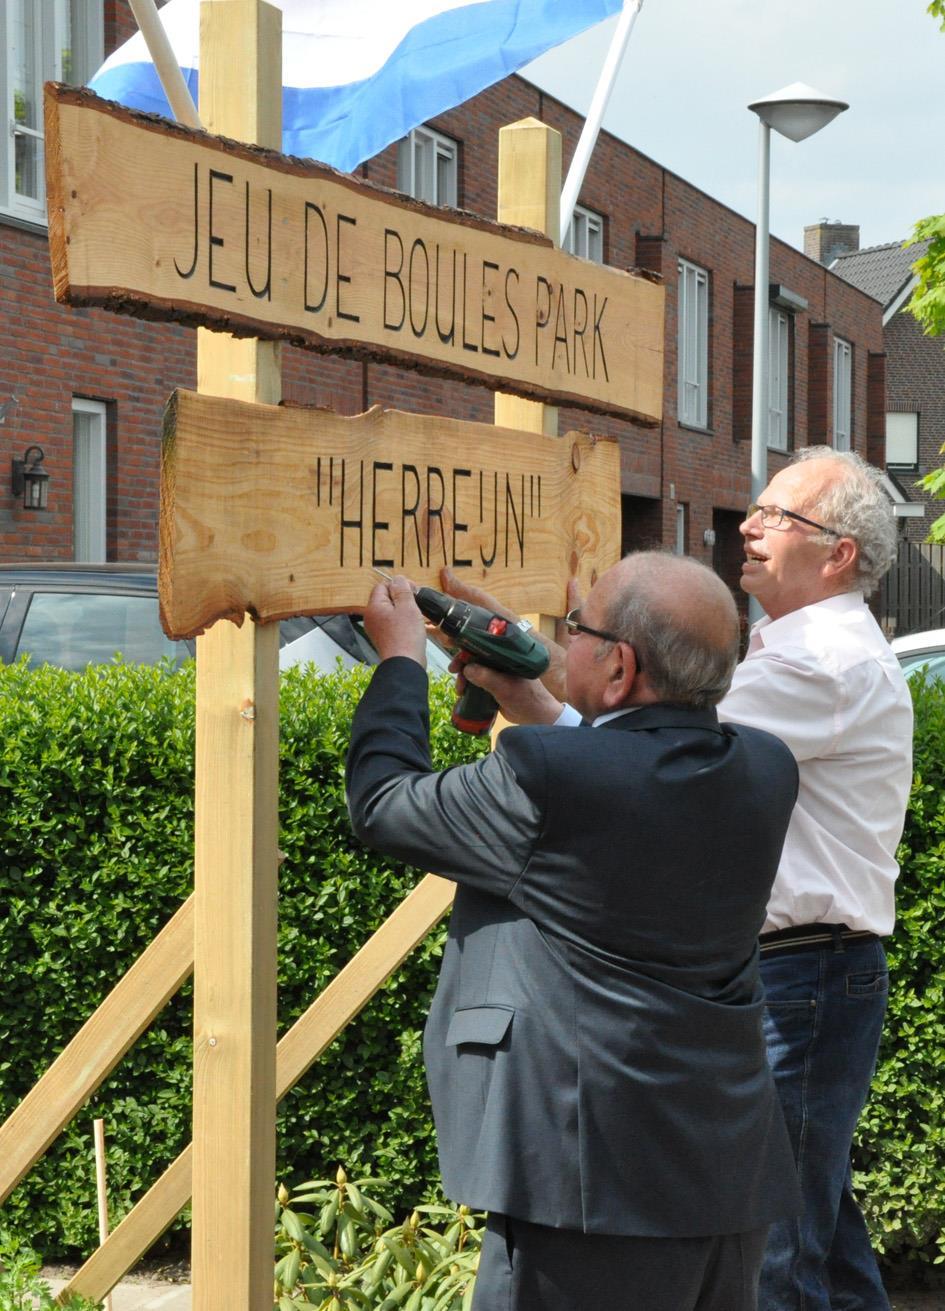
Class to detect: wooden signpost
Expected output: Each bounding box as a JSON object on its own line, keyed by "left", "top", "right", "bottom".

{"left": 0, "top": 4, "right": 663, "bottom": 1307}
{"left": 188, "top": 6, "right": 282, "bottom": 1307}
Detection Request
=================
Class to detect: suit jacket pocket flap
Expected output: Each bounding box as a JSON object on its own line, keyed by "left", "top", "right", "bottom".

{"left": 445, "top": 1006, "right": 514, "bottom": 1047}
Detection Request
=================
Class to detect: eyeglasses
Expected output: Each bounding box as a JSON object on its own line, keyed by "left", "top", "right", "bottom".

{"left": 564, "top": 608, "right": 622, "bottom": 644}
{"left": 564, "top": 609, "right": 644, "bottom": 672}
{"left": 746, "top": 503, "right": 841, "bottom": 537}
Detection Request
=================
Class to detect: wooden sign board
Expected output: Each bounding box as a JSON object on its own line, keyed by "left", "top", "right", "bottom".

{"left": 46, "top": 85, "right": 664, "bottom": 424}
{"left": 160, "top": 390, "right": 620, "bottom": 639}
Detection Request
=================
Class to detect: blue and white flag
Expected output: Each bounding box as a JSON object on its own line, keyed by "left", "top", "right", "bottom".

{"left": 89, "top": 0, "right": 624, "bottom": 173}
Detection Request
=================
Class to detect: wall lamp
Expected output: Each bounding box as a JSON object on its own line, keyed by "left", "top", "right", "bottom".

{"left": 11, "top": 445, "right": 50, "bottom": 510}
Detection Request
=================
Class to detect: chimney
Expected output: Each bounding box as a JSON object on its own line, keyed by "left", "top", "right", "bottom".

{"left": 804, "top": 221, "right": 860, "bottom": 266}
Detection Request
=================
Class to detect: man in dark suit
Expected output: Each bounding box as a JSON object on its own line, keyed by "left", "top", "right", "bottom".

{"left": 346, "top": 552, "right": 801, "bottom": 1310}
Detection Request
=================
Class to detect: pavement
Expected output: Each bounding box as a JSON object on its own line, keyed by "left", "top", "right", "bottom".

{"left": 41, "top": 1274, "right": 191, "bottom": 1309}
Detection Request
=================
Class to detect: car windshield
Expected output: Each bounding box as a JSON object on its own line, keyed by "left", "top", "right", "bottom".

{"left": 11, "top": 589, "right": 456, "bottom": 677}
{"left": 16, "top": 591, "right": 190, "bottom": 670}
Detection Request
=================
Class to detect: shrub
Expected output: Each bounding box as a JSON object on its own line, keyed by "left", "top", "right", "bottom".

{"left": 0, "top": 658, "right": 486, "bottom": 1257}
{"left": 856, "top": 672, "right": 945, "bottom": 1274}
{"left": 273, "top": 1167, "right": 482, "bottom": 1310}
{"left": 0, "top": 1225, "right": 99, "bottom": 1309}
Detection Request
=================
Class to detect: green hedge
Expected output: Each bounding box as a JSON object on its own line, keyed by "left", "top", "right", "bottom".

{"left": 1, "top": 660, "right": 944, "bottom": 1269}
{"left": 857, "top": 672, "right": 945, "bottom": 1276}
{"left": 0, "top": 658, "right": 486, "bottom": 1257}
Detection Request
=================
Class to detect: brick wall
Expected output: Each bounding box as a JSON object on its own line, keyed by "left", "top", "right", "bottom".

{"left": 867, "top": 351, "right": 888, "bottom": 473}
{"left": 104, "top": 0, "right": 141, "bottom": 49}
{"left": 0, "top": 0, "right": 885, "bottom": 568}
{"left": 886, "top": 309, "right": 945, "bottom": 543}
{"left": 0, "top": 223, "right": 196, "bottom": 558}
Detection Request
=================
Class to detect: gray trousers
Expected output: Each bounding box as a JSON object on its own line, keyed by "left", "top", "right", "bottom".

{"left": 473, "top": 1213, "right": 769, "bottom": 1311}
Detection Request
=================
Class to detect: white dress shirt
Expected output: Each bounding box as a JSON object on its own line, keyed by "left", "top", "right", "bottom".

{"left": 718, "top": 593, "right": 913, "bottom": 935}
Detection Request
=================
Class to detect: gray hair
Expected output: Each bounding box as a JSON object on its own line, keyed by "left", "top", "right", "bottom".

{"left": 792, "top": 447, "right": 896, "bottom": 595}
{"left": 601, "top": 553, "right": 739, "bottom": 709}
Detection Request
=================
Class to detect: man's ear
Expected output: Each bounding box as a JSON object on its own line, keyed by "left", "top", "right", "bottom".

{"left": 600, "top": 642, "right": 639, "bottom": 710}
{"left": 824, "top": 536, "right": 858, "bottom": 583}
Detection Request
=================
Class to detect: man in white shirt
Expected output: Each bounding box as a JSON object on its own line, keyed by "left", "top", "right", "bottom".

{"left": 441, "top": 447, "right": 913, "bottom": 1311}
{"left": 716, "top": 449, "right": 912, "bottom": 1311}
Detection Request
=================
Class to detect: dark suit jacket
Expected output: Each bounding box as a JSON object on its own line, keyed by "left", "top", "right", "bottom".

{"left": 346, "top": 658, "right": 801, "bottom": 1237}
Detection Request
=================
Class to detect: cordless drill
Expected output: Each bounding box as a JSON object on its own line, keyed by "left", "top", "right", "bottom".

{"left": 374, "top": 572, "right": 550, "bottom": 735}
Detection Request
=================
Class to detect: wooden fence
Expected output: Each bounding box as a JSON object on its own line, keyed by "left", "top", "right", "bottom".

{"left": 879, "top": 541, "right": 945, "bottom": 637}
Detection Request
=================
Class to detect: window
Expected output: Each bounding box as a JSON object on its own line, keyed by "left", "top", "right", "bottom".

{"left": 677, "top": 259, "right": 709, "bottom": 428}
{"left": 72, "top": 397, "right": 107, "bottom": 561}
{"left": 2, "top": 2, "right": 103, "bottom": 223}
{"left": 16, "top": 591, "right": 188, "bottom": 670}
{"left": 397, "top": 126, "right": 458, "bottom": 206}
{"left": 833, "top": 337, "right": 852, "bottom": 451}
{"left": 886, "top": 412, "right": 919, "bottom": 468}
{"left": 563, "top": 204, "right": 604, "bottom": 263}
{"left": 767, "top": 308, "right": 790, "bottom": 451}
{"left": 674, "top": 502, "right": 688, "bottom": 555}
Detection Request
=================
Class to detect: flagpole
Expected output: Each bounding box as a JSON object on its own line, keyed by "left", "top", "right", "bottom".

{"left": 127, "top": 0, "right": 202, "bottom": 128}
{"left": 559, "top": 0, "right": 642, "bottom": 247}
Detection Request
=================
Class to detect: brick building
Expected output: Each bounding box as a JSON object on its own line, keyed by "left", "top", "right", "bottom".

{"left": 1, "top": 1, "right": 886, "bottom": 619}
{"left": 827, "top": 232, "right": 942, "bottom": 546}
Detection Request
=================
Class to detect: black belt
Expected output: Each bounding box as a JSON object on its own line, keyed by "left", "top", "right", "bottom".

{"left": 759, "top": 923, "right": 879, "bottom": 955}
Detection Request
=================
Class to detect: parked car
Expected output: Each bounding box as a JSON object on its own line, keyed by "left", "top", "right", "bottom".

{"left": 891, "top": 628, "right": 945, "bottom": 681}
{"left": 0, "top": 564, "right": 451, "bottom": 675}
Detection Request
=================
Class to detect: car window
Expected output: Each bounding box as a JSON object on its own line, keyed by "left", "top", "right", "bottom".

{"left": 280, "top": 613, "right": 453, "bottom": 676}
{"left": 16, "top": 592, "right": 190, "bottom": 670}
{"left": 347, "top": 615, "right": 454, "bottom": 676}
{"left": 898, "top": 651, "right": 945, "bottom": 681}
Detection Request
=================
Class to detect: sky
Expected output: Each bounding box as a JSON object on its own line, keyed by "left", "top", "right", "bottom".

{"left": 522, "top": 0, "right": 945, "bottom": 255}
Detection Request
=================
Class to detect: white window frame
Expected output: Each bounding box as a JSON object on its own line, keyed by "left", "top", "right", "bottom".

{"left": 72, "top": 396, "right": 107, "bottom": 562}
{"left": 1, "top": 2, "right": 103, "bottom": 224}
{"left": 767, "top": 307, "right": 790, "bottom": 452}
{"left": 674, "top": 502, "right": 688, "bottom": 555}
{"left": 677, "top": 259, "right": 709, "bottom": 428}
{"left": 563, "top": 204, "right": 604, "bottom": 263}
{"left": 397, "top": 126, "right": 458, "bottom": 207}
{"left": 833, "top": 337, "right": 852, "bottom": 452}
{"left": 886, "top": 412, "right": 919, "bottom": 469}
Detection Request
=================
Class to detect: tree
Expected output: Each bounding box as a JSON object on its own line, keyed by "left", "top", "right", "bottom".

{"left": 906, "top": 3, "right": 945, "bottom": 540}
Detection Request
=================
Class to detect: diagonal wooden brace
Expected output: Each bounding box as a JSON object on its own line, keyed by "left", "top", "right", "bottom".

{"left": 0, "top": 895, "right": 195, "bottom": 1208}
{"left": 59, "top": 874, "right": 454, "bottom": 1306}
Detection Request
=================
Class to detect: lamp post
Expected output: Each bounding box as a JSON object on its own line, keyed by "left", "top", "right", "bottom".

{"left": 746, "top": 81, "right": 848, "bottom": 620}
{"left": 748, "top": 82, "right": 848, "bottom": 504}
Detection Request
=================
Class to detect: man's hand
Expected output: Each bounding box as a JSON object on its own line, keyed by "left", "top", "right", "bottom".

{"left": 440, "top": 567, "right": 570, "bottom": 704}
{"left": 458, "top": 659, "right": 563, "bottom": 725}
{"left": 363, "top": 576, "right": 427, "bottom": 667}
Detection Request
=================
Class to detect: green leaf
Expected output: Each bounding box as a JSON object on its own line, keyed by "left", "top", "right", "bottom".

{"left": 281, "top": 1209, "right": 306, "bottom": 1244}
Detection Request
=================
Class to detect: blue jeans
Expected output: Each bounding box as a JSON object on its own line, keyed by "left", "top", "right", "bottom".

{"left": 759, "top": 935, "right": 891, "bottom": 1311}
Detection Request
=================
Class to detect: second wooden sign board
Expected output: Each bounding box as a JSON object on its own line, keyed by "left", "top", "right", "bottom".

{"left": 160, "top": 390, "right": 620, "bottom": 639}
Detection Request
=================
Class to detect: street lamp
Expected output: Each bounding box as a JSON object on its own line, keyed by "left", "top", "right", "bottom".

{"left": 746, "top": 81, "right": 848, "bottom": 619}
